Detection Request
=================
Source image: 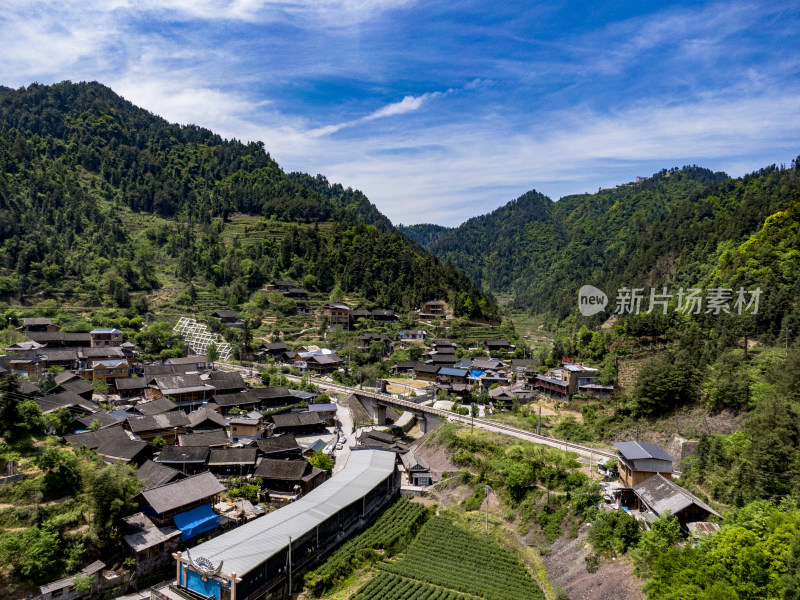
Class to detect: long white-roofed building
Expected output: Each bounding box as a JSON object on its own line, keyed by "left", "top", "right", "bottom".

{"left": 168, "top": 449, "right": 398, "bottom": 600}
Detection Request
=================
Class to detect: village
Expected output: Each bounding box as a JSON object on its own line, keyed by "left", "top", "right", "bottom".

{"left": 0, "top": 293, "right": 722, "bottom": 600}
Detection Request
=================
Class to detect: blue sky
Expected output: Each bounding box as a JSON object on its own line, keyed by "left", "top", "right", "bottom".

{"left": 2, "top": 0, "right": 800, "bottom": 226}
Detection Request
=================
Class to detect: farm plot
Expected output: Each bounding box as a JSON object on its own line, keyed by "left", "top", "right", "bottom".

{"left": 352, "top": 573, "right": 480, "bottom": 600}
{"left": 378, "top": 516, "right": 545, "bottom": 600}
{"left": 305, "top": 497, "right": 428, "bottom": 595}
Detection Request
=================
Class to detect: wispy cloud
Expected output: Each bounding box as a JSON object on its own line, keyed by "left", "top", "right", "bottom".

{"left": 310, "top": 90, "right": 452, "bottom": 136}
{"left": 1, "top": 0, "right": 799, "bottom": 226}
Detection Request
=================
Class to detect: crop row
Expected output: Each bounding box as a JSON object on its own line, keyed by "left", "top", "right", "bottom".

{"left": 378, "top": 517, "right": 544, "bottom": 600}
{"left": 305, "top": 497, "right": 429, "bottom": 596}
{"left": 352, "top": 573, "right": 478, "bottom": 600}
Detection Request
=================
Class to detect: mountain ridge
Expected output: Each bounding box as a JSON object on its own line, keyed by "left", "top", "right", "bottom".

{"left": 0, "top": 81, "right": 499, "bottom": 321}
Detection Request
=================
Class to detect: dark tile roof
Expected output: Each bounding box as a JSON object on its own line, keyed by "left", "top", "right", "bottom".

{"left": 137, "top": 459, "right": 184, "bottom": 489}
{"left": 413, "top": 364, "right": 440, "bottom": 374}
{"left": 208, "top": 371, "right": 246, "bottom": 392}
{"left": 64, "top": 425, "right": 130, "bottom": 449}
{"left": 54, "top": 371, "right": 81, "bottom": 385}
{"left": 140, "top": 472, "right": 224, "bottom": 515}
{"left": 36, "top": 391, "right": 99, "bottom": 414}
{"left": 614, "top": 441, "right": 675, "bottom": 462}
{"left": 59, "top": 379, "right": 95, "bottom": 396}
{"left": 144, "top": 364, "right": 186, "bottom": 377}
{"left": 260, "top": 342, "right": 288, "bottom": 351}
{"left": 17, "top": 379, "right": 42, "bottom": 395}
{"left": 150, "top": 373, "right": 212, "bottom": 394}
{"left": 22, "top": 317, "right": 52, "bottom": 326}
{"left": 40, "top": 349, "right": 80, "bottom": 362}
{"left": 116, "top": 377, "right": 149, "bottom": 391}
{"left": 135, "top": 397, "right": 178, "bottom": 415}
{"left": 80, "top": 347, "right": 126, "bottom": 359}
{"left": 213, "top": 386, "right": 294, "bottom": 407}
{"left": 634, "top": 474, "right": 720, "bottom": 518}
{"left": 429, "top": 355, "right": 458, "bottom": 364}
{"left": 254, "top": 458, "right": 313, "bottom": 480}
{"left": 96, "top": 438, "right": 149, "bottom": 463}
{"left": 256, "top": 435, "right": 301, "bottom": 454}
{"left": 271, "top": 412, "right": 322, "bottom": 428}
{"left": 156, "top": 445, "right": 209, "bottom": 463}
{"left": 510, "top": 358, "right": 539, "bottom": 368}
{"left": 208, "top": 448, "right": 258, "bottom": 466}
{"left": 212, "top": 310, "right": 239, "bottom": 319}
{"left": 307, "top": 354, "right": 342, "bottom": 366}
{"left": 187, "top": 407, "right": 227, "bottom": 429}
{"left": 126, "top": 412, "right": 190, "bottom": 434}
{"left": 165, "top": 356, "right": 207, "bottom": 366}
{"left": 178, "top": 429, "right": 230, "bottom": 447}
{"left": 485, "top": 339, "right": 512, "bottom": 347}
{"left": 74, "top": 412, "right": 123, "bottom": 429}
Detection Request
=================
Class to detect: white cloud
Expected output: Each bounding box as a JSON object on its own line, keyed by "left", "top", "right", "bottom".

{"left": 309, "top": 90, "right": 449, "bottom": 137}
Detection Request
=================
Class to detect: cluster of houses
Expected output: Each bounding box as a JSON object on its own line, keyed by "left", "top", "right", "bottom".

{"left": 535, "top": 360, "right": 614, "bottom": 400}
{"left": 256, "top": 342, "right": 345, "bottom": 374}
{"left": 1, "top": 318, "right": 133, "bottom": 388}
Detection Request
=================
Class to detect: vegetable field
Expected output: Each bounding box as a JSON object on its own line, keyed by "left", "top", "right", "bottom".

{"left": 377, "top": 517, "right": 544, "bottom": 600}
{"left": 305, "top": 497, "right": 428, "bottom": 595}
{"left": 352, "top": 573, "right": 479, "bottom": 600}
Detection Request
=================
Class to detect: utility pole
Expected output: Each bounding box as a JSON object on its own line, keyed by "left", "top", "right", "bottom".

{"left": 288, "top": 535, "right": 292, "bottom": 596}
{"left": 537, "top": 405, "right": 541, "bottom": 436}
{"left": 484, "top": 485, "right": 491, "bottom": 534}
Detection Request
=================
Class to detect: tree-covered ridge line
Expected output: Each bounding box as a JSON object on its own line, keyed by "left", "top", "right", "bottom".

{"left": 396, "top": 223, "right": 453, "bottom": 248}
{"left": 426, "top": 168, "right": 726, "bottom": 308}
{"left": 0, "top": 81, "right": 499, "bottom": 321}
{"left": 422, "top": 162, "right": 800, "bottom": 334}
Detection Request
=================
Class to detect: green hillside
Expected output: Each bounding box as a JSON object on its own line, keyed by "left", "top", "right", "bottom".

{"left": 0, "top": 82, "right": 498, "bottom": 322}
{"left": 427, "top": 168, "right": 729, "bottom": 315}
{"left": 396, "top": 223, "right": 453, "bottom": 247}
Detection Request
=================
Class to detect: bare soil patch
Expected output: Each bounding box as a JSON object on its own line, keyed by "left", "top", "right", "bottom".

{"left": 542, "top": 525, "right": 644, "bottom": 600}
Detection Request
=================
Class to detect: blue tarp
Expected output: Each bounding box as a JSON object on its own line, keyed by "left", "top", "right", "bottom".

{"left": 173, "top": 503, "right": 219, "bottom": 541}
{"left": 469, "top": 369, "right": 485, "bottom": 379}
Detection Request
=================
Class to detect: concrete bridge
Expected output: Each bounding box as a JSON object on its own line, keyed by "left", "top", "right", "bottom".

{"left": 283, "top": 375, "right": 616, "bottom": 461}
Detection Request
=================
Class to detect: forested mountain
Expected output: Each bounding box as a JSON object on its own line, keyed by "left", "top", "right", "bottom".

{"left": 427, "top": 169, "right": 727, "bottom": 307}
{"left": 0, "top": 81, "right": 499, "bottom": 321}
{"left": 397, "top": 223, "right": 453, "bottom": 247}
{"left": 423, "top": 163, "right": 800, "bottom": 337}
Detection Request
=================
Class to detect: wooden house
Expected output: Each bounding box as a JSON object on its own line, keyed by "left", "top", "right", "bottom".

{"left": 322, "top": 303, "right": 351, "bottom": 329}
{"left": 126, "top": 412, "right": 190, "bottom": 443}
{"left": 211, "top": 310, "right": 242, "bottom": 326}
{"left": 256, "top": 434, "right": 303, "bottom": 460}
{"left": 633, "top": 474, "right": 721, "bottom": 529}
{"left": 413, "top": 363, "right": 440, "bottom": 382}
{"left": 305, "top": 353, "right": 343, "bottom": 374}
{"left": 254, "top": 458, "right": 326, "bottom": 496}
{"left": 615, "top": 441, "right": 675, "bottom": 488}
{"left": 137, "top": 472, "right": 224, "bottom": 527}
{"left": 400, "top": 450, "right": 432, "bottom": 486}
{"left": 90, "top": 328, "right": 123, "bottom": 348}
{"left": 229, "top": 415, "right": 266, "bottom": 442}
{"left": 207, "top": 448, "right": 258, "bottom": 477}
{"left": 270, "top": 411, "right": 325, "bottom": 435}
{"left": 154, "top": 446, "right": 209, "bottom": 475}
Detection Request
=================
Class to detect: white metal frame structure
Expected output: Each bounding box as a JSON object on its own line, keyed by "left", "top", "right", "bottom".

{"left": 173, "top": 317, "right": 233, "bottom": 362}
